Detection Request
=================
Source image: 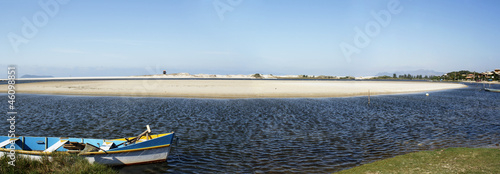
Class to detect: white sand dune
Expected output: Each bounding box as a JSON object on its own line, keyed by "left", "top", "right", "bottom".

{"left": 1, "top": 80, "right": 467, "bottom": 98}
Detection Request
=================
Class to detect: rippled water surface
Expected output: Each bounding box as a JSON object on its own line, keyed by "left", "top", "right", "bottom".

{"left": 1, "top": 83, "right": 499, "bottom": 173}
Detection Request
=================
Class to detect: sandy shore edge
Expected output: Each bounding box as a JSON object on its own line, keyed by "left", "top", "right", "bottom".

{"left": 0, "top": 80, "right": 467, "bottom": 98}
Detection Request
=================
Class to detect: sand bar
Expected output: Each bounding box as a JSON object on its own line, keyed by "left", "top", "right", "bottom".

{"left": 1, "top": 80, "right": 467, "bottom": 98}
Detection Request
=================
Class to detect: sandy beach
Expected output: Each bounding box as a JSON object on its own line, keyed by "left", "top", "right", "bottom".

{"left": 1, "top": 80, "right": 467, "bottom": 98}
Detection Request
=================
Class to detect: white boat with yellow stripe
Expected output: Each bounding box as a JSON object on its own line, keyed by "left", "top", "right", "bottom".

{"left": 0, "top": 125, "right": 175, "bottom": 166}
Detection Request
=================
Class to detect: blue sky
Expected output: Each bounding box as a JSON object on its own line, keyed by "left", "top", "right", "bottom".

{"left": 1, "top": 0, "right": 499, "bottom": 78}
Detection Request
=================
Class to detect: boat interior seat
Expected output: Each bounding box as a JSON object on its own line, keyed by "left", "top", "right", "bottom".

{"left": 0, "top": 138, "right": 19, "bottom": 148}
{"left": 43, "top": 140, "right": 69, "bottom": 152}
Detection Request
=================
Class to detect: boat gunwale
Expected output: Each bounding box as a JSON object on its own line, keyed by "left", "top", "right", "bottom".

{"left": 0, "top": 132, "right": 174, "bottom": 155}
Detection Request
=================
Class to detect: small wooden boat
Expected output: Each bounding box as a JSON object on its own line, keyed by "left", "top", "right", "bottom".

{"left": 0, "top": 125, "right": 175, "bottom": 166}
{"left": 485, "top": 88, "right": 500, "bottom": 93}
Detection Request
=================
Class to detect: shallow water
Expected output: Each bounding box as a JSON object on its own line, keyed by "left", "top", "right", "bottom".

{"left": 1, "top": 83, "right": 499, "bottom": 173}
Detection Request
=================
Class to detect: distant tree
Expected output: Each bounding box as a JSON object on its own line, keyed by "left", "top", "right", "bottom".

{"left": 318, "top": 75, "right": 336, "bottom": 79}
{"left": 431, "top": 75, "right": 441, "bottom": 81}
{"left": 253, "top": 73, "right": 262, "bottom": 78}
{"left": 340, "top": 76, "right": 354, "bottom": 80}
{"left": 393, "top": 73, "right": 397, "bottom": 78}
{"left": 378, "top": 75, "right": 392, "bottom": 79}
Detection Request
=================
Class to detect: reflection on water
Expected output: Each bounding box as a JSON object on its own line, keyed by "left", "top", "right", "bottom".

{"left": 1, "top": 83, "right": 499, "bottom": 173}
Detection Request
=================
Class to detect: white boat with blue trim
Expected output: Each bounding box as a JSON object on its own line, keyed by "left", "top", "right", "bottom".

{"left": 0, "top": 125, "right": 175, "bottom": 166}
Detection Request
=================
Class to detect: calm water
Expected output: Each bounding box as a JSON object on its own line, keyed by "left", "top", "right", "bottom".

{"left": 1, "top": 83, "right": 499, "bottom": 173}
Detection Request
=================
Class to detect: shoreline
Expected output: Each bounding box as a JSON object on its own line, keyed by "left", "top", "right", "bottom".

{"left": 0, "top": 80, "right": 467, "bottom": 99}
{"left": 337, "top": 147, "right": 500, "bottom": 173}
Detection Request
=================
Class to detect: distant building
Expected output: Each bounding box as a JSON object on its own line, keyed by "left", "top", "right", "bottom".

{"left": 466, "top": 74, "right": 474, "bottom": 80}
{"left": 481, "top": 71, "right": 494, "bottom": 79}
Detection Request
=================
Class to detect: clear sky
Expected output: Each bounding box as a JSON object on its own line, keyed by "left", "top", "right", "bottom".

{"left": 1, "top": 0, "right": 499, "bottom": 78}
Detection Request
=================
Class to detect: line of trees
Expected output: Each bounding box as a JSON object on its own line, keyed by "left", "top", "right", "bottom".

{"left": 375, "top": 74, "right": 435, "bottom": 80}
{"left": 437, "top": 70, "right": 499, "bottom": 81}
{"left": 376, "top": 70, "right": 499, "bottom": 81}
{"left": 396, "top": 74, "right": 432, "bottom": 79}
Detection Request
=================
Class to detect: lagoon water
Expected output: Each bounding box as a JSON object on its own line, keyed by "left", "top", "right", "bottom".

{"left": 1, "top": 83, "right": 499, "bottom": 173}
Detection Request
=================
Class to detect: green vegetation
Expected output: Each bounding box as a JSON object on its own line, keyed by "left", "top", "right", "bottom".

{"left": 252, "top": 73, "right": 262, "bottom": 78}
{"left": 374, "top": 69, "right": 500, "bottom": 81}
{"left": 316, "top": 75, "right": 339, "bottom": 79}
{"left": 374, "top": 75, "right": 393, "bottom": 79}
{"left": 437, "top": 70, "right": 499, "bottom": 81}
{"left": 275, "top": 74, "right": 340, "bottom": 79}
{"left": 0, "top": 153, "right": 117, "bottom": 174}
{"left": 337, "top": 147, "right": 500, "bottom": 174}
{"left": 372, "top": 74, "right": 434, "bottom": 80}
{"left": 339, "top": 76, "right": 355, "bottom": 80}
{"left": 373, "top": 70, "right": 500, "bottom": 82}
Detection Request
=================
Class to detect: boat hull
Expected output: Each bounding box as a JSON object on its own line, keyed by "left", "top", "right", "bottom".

{"left": 485, "top": 88, "right": 500, "bottom": 92}
{"left": 83, "top": 145, "right": 171, "bottom": 165}
{"left": 0, "top": 145, "right": 172, "bottom": 166}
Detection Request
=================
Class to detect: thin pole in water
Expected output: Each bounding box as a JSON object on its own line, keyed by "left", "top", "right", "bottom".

{"left": 368, "top": 89, "right": 371, "bottom": 105}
